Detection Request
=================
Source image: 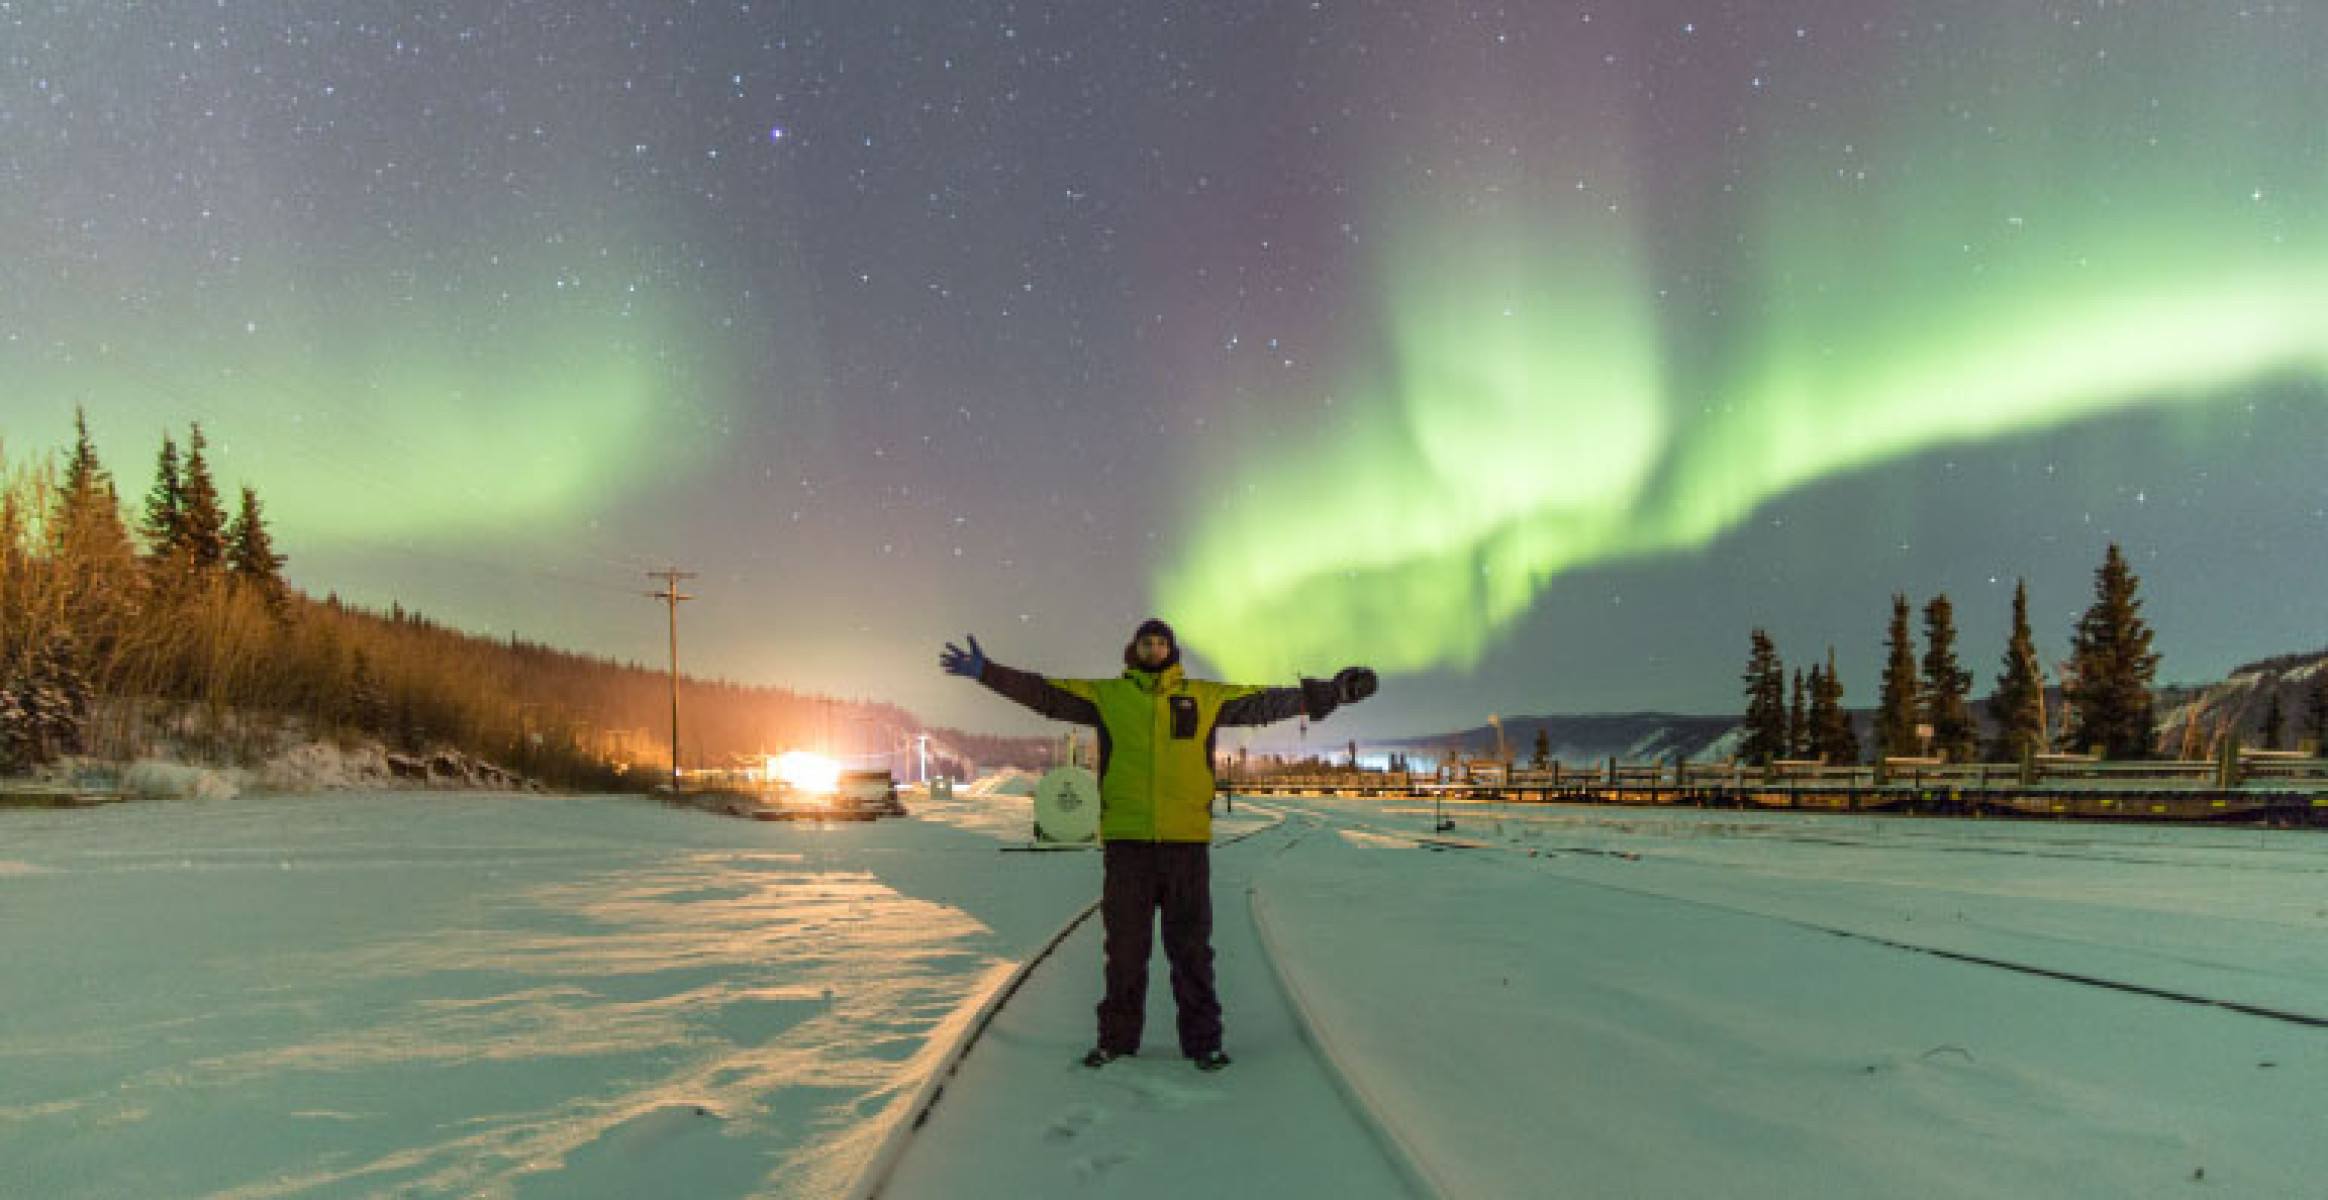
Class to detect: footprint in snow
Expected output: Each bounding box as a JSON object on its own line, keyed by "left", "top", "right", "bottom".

{"left": 1073, "top": 1148, "right": 1137, "bottom": 1181}
{"left": 1107, "top": 1068, "right": 1211, "bottom": 1111}
{"left": 1044, "top": 1103, "right": 1103, "bottom": 1142}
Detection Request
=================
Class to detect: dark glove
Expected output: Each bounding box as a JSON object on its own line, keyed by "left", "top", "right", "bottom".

{"left": 1334, "top": 666, "right": 1378, "bottom": 704}
{"left": 939, "top": 635, "right": 987, "bottom": 679}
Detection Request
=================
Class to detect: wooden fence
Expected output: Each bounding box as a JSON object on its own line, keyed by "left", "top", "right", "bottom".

{"left": 1228, "top": 751, "right": 2328, "bottom": 825}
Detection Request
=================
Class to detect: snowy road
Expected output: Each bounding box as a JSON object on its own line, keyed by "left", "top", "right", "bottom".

{"left": 876, "top": 816, "right": 1418, "bottom": 1199}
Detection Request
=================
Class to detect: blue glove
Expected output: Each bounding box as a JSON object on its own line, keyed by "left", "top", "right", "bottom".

{"left": 940, "top": 635, "right": 987, "bottom": 679}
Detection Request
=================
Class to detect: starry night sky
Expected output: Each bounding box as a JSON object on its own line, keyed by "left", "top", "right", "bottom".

{"left": 5, "top": 2, "right": 2325, "bottom": 742}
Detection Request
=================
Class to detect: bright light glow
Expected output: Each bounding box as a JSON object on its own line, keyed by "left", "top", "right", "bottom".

{"left": 770, "top": 750, "right": 842, "bottom": 794}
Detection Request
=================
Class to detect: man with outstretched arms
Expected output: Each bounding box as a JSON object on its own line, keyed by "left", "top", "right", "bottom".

{"left": 940, "top": 618, "right": 1376, "bottom": 1071}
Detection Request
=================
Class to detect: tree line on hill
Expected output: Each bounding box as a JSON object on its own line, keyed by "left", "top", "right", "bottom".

{"left": 2241, "top": 665, "right": 2328, "bottom": 755}
{"left": 1741, "top": 544, "right": 2328, "bottom": 766}
{"left": 0, "top": 408, "right": 941, "bottom": 785}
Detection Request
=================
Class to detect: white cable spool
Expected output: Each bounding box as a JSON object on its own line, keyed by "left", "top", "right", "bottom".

{"left": 1031, "top": 766, "right": 1101, "bottom": 844}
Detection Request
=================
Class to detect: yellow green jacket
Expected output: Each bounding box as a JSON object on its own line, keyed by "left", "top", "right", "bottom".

{"left": 978, "top": 660, "right": 1334, "bottom": 842}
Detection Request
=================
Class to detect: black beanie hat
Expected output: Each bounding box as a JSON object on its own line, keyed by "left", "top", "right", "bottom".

{"left": 1124, "top": 617, "right": 1181, "bottom": 670}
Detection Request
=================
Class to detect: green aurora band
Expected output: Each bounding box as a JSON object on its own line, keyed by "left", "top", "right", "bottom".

{"left": 9, "top": 241, "right": 721, "bottom": 551}
{"left": 1159, "top": 13, "right": 2328, "bottom": 680}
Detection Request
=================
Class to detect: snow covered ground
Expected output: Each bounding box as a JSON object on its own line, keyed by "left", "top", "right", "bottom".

{"left": 0, "top": 790, "right": 1100, "bottom": 1197}
{"left": 4, "top": 790, "right": 2321, "bottom": 1197}
{"left": 1236, "top": 800, "right": 2327, "bottom": 1197}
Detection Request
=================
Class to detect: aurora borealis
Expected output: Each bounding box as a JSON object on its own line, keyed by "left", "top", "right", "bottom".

{"left": 1162, "top": 5, "right": 2328, "bottom": 682}
{"left": 6, "top": 3, "right": 2326, "bottom": 736}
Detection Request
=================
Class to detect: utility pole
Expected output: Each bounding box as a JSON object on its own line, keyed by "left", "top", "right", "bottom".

{"left": 645, "top": 568, "right": 696, "bottom": 792}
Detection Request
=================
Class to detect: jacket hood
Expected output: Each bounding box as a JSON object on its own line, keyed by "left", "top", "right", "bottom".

{"left": 1123, "top": 617, "right": 1181, "bottom": 671}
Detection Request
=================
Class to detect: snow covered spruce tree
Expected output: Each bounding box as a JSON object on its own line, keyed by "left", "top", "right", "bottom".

{"left": 1741, "top": 629, "right": 1786, "bottom": 766}
{"left": 1875, "top": 594, "right": 1921, "bottom": 758}
{"left": 0, "top": 632, "right": 92, "bottom": 769}
{"left": 0, "top": 460, "right": 24, "bottom": 772}
{"left": 1920, "top": 594, "right": 1977, "bottom": 763}
{"left": 1986, "top": 579, "right": 2047, "bottom": 763}
{"left": 2062, "top": 544, "right": 2161, "bottom": 760}
{"left": 26, "top": 634, "right": 92, "bottom": 761}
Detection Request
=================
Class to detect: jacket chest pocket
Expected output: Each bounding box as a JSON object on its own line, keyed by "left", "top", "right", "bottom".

{"left": 1168, "top": 696, "right": 1198, "bottom": 739}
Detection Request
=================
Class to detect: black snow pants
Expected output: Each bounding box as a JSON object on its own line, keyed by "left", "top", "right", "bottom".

{"left": 1095, "top": 840, "right": 1220, "bottom": 1057}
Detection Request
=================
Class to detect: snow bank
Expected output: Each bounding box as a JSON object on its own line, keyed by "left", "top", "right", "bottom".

{"left": 1695, "top": 723, "right": 1747, "bottom": 763}
{"left": 120, "top": 758, "right": 244, "bottom": 801}
{"left": 962, "top": 768, "right": 1039, "bottom": 797}
{"left": 109, "top": 740, "right": 528, "bottom": 799}
{"left": 255, "top": 740, "right": 396, "bottom": 792}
